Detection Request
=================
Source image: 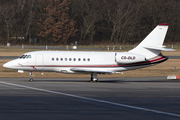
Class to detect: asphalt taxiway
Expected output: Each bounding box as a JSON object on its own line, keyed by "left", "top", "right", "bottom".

{"left": 0, "top": 77, "right": 180, "bottom": 120}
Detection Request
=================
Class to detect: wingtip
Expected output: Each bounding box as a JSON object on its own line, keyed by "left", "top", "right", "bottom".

{"left": 159, "top": 23, "right": 169, "bottom": 26}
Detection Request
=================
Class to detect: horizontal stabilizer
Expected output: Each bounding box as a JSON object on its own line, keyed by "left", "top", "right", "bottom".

{"left": 144, "top": 46, "right": 175, "bottom": 51}
{"left": 71, "top": 68, "right": 113, "bottom": 73}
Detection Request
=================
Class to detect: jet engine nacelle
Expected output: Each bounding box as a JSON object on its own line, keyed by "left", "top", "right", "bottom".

{"left": 115, "top": 52, "right": 146, "bottom": 64}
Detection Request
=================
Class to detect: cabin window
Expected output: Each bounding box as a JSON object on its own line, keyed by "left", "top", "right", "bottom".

{"left": 51, "top": 57, "right": 91, "bottom": 62}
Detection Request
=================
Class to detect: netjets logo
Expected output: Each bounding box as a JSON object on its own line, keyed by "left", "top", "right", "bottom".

{"left": 18, "top": 63, "right": 23, "bottom": 66}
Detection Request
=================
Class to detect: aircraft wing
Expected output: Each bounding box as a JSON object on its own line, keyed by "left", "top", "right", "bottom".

{"left": 70, "top": 68, "right": 113, "bottom": 73}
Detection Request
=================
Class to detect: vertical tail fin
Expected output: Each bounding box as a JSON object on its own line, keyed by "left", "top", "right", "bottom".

{"left": 129, "top": 23, "right": 174, "bottom": 59}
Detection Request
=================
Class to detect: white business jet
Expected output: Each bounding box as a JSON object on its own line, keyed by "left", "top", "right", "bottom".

{"left": 3, "top": 23, "right": 174, "bottom": 82}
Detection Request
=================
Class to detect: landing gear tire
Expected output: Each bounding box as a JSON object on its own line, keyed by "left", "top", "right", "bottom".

{"left": 90, "top": 73, "right": 99, "bottom": 82}
{"left": 90, "top": 78, "right": 99, "bottom": 82}
{"left": 28, "top": 78, "right": 34, "bottom": 82}
{"left": 92, "top": 79, "right": 99, "bottom": 82}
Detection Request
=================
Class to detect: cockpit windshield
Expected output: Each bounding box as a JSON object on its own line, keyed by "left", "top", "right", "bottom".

{"left": 19, "top": 55, "right": 31, "bottom": 59}
{"left": 19, "top": 55, "right": 24, "bottom": 58}
{"left": 27, "top": 55, "right": 31, "bottom": 58}
{"left": 23, "top": 55, "right": 27, "bottom": 59}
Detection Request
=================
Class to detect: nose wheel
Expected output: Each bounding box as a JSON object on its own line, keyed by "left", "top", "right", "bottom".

{"left": 90, "top": 73, "right": 99, "bottom": 82}
{"left": 29, "top": 71, "right": 35, "bottom": 82}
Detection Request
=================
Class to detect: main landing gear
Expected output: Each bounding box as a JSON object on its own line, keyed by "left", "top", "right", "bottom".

{"left": 90, "top": 73, "right": 99, "bottom": 82}
{"left": 29, "top": 71, "right": 35, "bottom": 82}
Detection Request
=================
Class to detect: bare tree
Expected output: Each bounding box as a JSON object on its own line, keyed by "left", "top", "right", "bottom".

{"left": 103, "top": 0, "right": 137, "bottom": 44}
{"left": 25, "top": 0, "right": 36, "bottom": 42}
{"left": 38, "top": 0, "right": 78, "bottom": 44}
{"left": 71, "top": 0, "right": 103, "bottom": 44}
{"left": 0, "top": 1, "right": 15, "bottom": 43}
{"left": 0, "top": 0, "right": 180, "bottom": 45}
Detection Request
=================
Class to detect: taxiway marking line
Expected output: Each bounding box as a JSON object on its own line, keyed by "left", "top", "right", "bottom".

{"left": 1, "top": 81, "right": 180, "bottom": 118}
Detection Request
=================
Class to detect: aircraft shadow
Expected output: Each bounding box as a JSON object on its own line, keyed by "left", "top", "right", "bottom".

{"left": 23, "top": 78, "right": 180, "bottom": 83}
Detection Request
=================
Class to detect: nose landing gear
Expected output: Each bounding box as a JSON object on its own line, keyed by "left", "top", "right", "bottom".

{"left": 29, "top": 71, "right": 35, "bottom": 82}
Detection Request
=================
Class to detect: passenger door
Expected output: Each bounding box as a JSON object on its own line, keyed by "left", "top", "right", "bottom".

{"left": 35, "top": 54, "right": 44, "bottom": 71}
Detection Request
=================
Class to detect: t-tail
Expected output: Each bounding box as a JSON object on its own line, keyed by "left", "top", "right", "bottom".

{"left": 129, "top": 23, "right": 175, "bottom": 59}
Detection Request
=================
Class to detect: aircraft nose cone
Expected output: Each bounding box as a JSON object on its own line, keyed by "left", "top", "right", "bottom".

{"left": 3, "top": 62, "right": 14, "bottom": 69}
{"left": 3, "top": 59, "right": 20, "bottom": 69}
{"left": 3, "top": 62, "right": 10, "bottom": 68}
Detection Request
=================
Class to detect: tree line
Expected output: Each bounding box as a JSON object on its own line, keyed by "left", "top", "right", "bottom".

{"left": 0, "top": 0, "right": 180, "bottom": 45}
